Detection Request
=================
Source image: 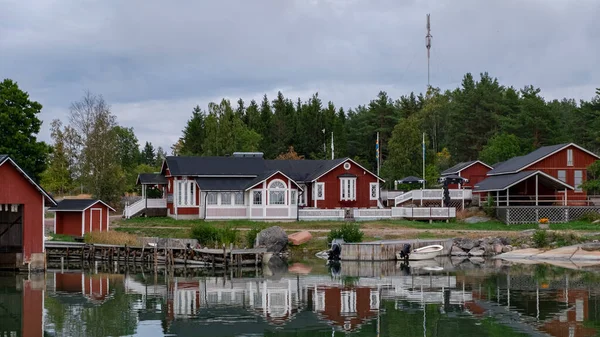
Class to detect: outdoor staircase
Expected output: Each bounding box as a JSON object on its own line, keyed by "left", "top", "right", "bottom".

{"left": 123, "top": 199, "right": 145, "bottom": 219}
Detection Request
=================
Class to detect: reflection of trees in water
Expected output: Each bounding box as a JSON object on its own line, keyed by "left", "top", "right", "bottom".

{"left": 45, "top": 282, "right": 139, "bottom": 337}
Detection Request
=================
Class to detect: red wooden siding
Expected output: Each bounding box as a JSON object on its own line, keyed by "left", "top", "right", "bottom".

{"left": 167, "top": 176, "right": 200, "bottom": 216}
{"left": 526, "top": 145, "right": 598, "bottom": 204}
{"left": 55, "top": 212, "right": 83, "bottom": 236}
{"left": 55, "top": 201, "right": 110, "bottom": 236}
{"left": 315, "top": 160, "right": 378, "bottom": 209}
{"left": 0, "top": 163, "right": 44, "bottom": 263}
{"left": 448, "top": 162, "right": 491, "bottom": 189}
{"left": 21, "top": 279, "right": 43, "bottom": 337}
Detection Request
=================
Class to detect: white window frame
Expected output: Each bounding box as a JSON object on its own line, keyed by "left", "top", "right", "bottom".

{"left": 290, "top": 190, "right": 297, "bottom": 205}
{"left": 369, "top": 182, "right": 379, "bottom": 200}
{"left": 339, "top": 178, "right": 356, "bottom": 201}
{"left": 298, "top": 184, "right": 307, "bottom": 206}
{"left": 252, "top": 190, "right": 262, "bottom": 205}
{"left": 206, "top": 192, "right": 218, "bottom": 205}
{"left": 221, "top": 192, "right": 232, "bottom": 205}
{"left": 567, "top": 149, "right": 574, "bottom": 166}
{"left": 234, "top": 191, "right": 244, "bottom": 205}
{"left": 176, "top": 179, "right": 196, "bottom": 207}
{"left": 557, "top": 170, "right": 566, "bottom": 183}
{"left": 315, "top": 182, "right": 325, "bottom": 201}
{"left": 574, "top": 170, "right": 583, "bottom": 192}
{"left": 268, "top": 179, "right": 286, "bottom": 205}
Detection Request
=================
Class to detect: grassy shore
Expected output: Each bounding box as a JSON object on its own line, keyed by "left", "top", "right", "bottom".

{"left": 114, "top": 217, "right": 600, "bottom": 232}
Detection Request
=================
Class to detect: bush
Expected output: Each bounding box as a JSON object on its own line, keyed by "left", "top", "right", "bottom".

{"left": 327, "top": 223, "right": 364, "bottom": 244}
{"left": 532, "top": 230, "right": 548, "bottom": 248}
{"left": 482, "top": 196, "right": 496, "bottom": 218}
{"left": 246, "top": 225, "right": 267, "bottom": 248}
{"left": 579, "top": 212, "right": 600, "bottom": 222}
{"left": 191, "top": 223, "right": 240, "bottom": 247}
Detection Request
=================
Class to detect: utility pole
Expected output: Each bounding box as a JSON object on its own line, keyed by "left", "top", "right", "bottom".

{"left": 426, "top": 14, "right": 432, "bottom": 88}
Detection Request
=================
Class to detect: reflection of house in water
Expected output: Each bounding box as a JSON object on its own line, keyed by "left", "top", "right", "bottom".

{"left": 49, "top": 272, "right": 113, "bottom": 304}
{"left": 541, "top": 289, "right": 596, "bottom": 337}
{"left": 0, "top": 274, "right": 44, "bottom": 337}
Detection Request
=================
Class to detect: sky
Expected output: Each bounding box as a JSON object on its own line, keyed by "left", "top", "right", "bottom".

{"left": 2, "top": 0, "right": 599, "bottom": 152}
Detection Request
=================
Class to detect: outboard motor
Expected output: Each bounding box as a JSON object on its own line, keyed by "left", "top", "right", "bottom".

{"left": 398, "top": 243, "right": 411, "bottom": 263}
{"left": 328, "top": 238, "right": 345, "bottom": 260}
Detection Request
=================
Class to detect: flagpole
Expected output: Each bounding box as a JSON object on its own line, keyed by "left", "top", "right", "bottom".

{"left": 331, "top": 132, "right": 334, "bottom": 160}
{"left": 422, "top": 133, "right": 426, "bottom": 190}
{"left": 376, "top": 132, "right": 380, "bottom": 177}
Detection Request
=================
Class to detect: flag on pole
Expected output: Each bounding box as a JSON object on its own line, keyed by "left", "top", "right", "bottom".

{"left": 376, "top": 134, "right": 379, "bottom": 161}
{"left": 422, "top": 133, "right": 426, "bottom": 189}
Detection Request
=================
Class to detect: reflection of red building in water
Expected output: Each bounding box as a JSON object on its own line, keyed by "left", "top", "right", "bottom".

{"left": 0, "top": 276, "right": 45, "bottom": 337}
{"left": 308, "top": 286, "right": 380, "bottom": 332}
{"left": 541, "top": 289, "right": 597, "bottom": 337}
{"left": 54, "top": 273, "right": 112, "bottom": 303}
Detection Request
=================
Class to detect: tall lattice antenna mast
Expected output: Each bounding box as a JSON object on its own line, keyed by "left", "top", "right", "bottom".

{"left": 426, "top": 14, "right": 432, "bottom": 88}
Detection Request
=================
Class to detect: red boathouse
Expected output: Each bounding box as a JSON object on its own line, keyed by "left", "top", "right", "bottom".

{"left": 49, "top": 199, "right": 115, "bottom": 237}
{"left": 0, "top": 155, "right": 56, "bottom": 270}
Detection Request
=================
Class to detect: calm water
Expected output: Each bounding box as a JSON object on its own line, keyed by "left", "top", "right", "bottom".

{"left": 3, "top": 258, "right": 600, "bottom": 337}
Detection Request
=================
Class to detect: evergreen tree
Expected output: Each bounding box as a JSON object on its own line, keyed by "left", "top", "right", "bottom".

{"left": 180, "top": 105, "right": 205, "bottom": 155}
{"left": 141, "top": 142, "right": 156, "bottom": 166}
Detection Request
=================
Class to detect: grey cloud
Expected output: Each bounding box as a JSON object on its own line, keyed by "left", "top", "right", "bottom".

{"left": 1, "top": 0, "right": 598, "bottom": 151}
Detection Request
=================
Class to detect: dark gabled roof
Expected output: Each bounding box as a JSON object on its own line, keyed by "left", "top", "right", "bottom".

{"left": 0, "top": 155, "right": 57, "bottom": 206}
{"left": 48, "top": 199, "right": 116, "bottom": 212}
{"left": 164, "top": 156, "right": 265, "bottom": 176}
{"left": 195, "top": 177, "right": 255, "bottom": 191}
{"left": 488, "top": 143, "right": 600, "bottom": 175}
{"left": 136, "top": 173, "right": 167, "bottom": 185}
{"left": 474, "top": 170, "right": 574, "bottom": 192}
{"left": 441, "top": 160, "right": 492, "bottom": 176}
{"left": 244, "top": 170, "right": 304, "bottom": 191}
{"left": 264, "top": 159, "right": 346, "bottom": 182}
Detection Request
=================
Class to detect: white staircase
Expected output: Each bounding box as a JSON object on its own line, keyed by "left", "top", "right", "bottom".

{"left": 123, "top": 199, "right": 145, "bottom": 219}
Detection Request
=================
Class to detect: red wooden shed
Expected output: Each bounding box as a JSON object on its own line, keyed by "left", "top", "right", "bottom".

{"left": 0, "top": 155, "right": 56, "bottom": 270}
{"left": 49, "top": 199, "right": 115, "bottom": 237}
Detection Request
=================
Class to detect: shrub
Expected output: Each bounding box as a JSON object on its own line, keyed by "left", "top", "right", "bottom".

{"left": 579, "top": 212, "right": 600, "bottom": 222}
{"left": 482, "top": 196, "right": 496, "bottom": 218}
{"left": 191, "top": 223, "right": 240, "bottom": 247}
{"left": 246, "top": 225, "right": 266, "bottom": 248}
{"left": 327, "top": 223, "right": 364, "bottom": 244}
{"left": 532, "top": 230, "right": 548, "bottom": 248}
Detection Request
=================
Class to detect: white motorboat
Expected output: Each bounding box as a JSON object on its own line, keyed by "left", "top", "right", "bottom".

{"left": 396, "top": 244, "right": 443, "bottom": 261}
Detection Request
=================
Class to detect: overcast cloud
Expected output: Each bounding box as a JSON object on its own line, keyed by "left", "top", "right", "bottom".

{"left": 1, "top": 0, "right": 598, "bottom": 151}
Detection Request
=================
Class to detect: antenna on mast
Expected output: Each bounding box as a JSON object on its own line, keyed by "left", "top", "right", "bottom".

{"left": 425, "top": 14, "right": 432, "bottom": 89}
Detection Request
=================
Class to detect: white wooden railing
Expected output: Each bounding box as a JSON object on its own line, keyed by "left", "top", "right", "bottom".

{"left": 123, "top": 198, "right": 167, "bottom": 219}
{"left": 395, "top": 189, "right": 472, "bottom": 206}
{"left": 123, "top": 199, "right": 145, "bottom": 219}
{"left": 298, "top": 209, "right": 345, "bottom": 221}
{"left": 353, "top": 208, "right": 392, "bottom": 219}
{"left": 391, "top": 207, "right": 456, "bottom": 219}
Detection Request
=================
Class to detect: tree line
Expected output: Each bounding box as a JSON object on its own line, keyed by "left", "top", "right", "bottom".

{"left": 2, "top": 73, "right": 599, "bottom": 205}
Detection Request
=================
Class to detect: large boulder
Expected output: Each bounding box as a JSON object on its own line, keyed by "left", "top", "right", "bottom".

{"left": 256, "top": 226, "right": 289, "bottom": 253}
{"left": 468, "top": 247, "right": 485, "bottom": 257}
{"left": 458, "top": 239, "right": 477, "bottom": 251}
{"left": 450, "top": 245, "right": 468, "bottom": 256}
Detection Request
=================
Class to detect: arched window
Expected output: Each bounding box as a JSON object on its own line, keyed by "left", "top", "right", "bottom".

{"left": 268, "top": 180, "right": 286, "bottom": 205}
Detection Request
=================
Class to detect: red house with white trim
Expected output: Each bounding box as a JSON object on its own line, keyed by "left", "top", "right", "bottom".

{"left": 0, "top": 155, "right": 56, "bottom": 270}
{"left": 475, "top": 143, "right": 600, "bottom": 206}
{"left": 49, "top": 199, "right": 115, "bottom": 237}
{"left": 127, "top": 152, "right": 383, "bottom": 221}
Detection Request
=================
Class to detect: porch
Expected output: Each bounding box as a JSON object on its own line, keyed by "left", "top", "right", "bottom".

{"left": 394, "top": 189, "right": 472, "bottom": 208}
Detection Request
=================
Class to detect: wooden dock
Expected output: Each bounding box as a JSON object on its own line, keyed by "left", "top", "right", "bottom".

{"left": 45, "top": 241, "right": 267, "bottom": 269}
{"left": 340, "top": 239, "right": 453, "bottom": 261}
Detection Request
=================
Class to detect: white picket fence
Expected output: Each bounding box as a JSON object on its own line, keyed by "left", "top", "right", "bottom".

{"left": 298, "top": 209, "right": 345, "bottom": 221}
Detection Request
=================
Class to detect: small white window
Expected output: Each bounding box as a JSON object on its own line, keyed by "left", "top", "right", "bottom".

{"left": 291, "top": 190, "right": 297, "bottom": 205}
{"left": 207, "top": 192, "right": 217, "bottom": 205}
{"left": 574, "top": 170, "right": 583, "bottom": 192}
{"left": 315, "top": 182, "right": 325, "bottom": 200}
{"left": 340, "top": 178, "right": 356, "bottom": 201}
{"left": 298, "top": 184, "right": 306, "bottom": 206}
{"left": 370, "top": 182, "right": 379, "bottom": 200}
{"left": 343, "top": 162, "right": 351, "bottom": 170}
{"left": 557, "top": 170, "right": 566, "bottom": 183}
{"left": 221, "top": 192, "right": 232, "bottom": 205}
{"left": 252, "top": 191, "right": 262, "bottom": 205}
{"left": 234, "top": 192, "right": 244, "bottom": 205}
{"left": 567, "top": 149, "right": 573, "bottom": 166}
